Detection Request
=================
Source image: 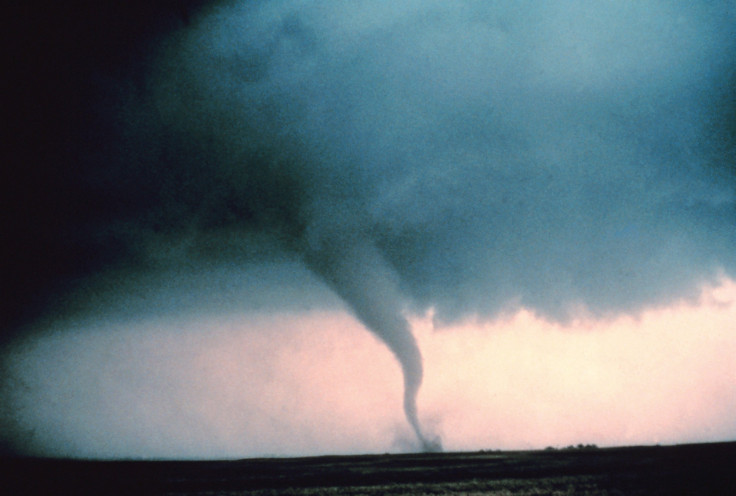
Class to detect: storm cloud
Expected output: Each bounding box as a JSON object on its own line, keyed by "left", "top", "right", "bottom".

{"left": 102, "top": 0, "right": 736, "bottom": 322}
{"left": 3, "top": 0, "right": 735, "bottom": 455}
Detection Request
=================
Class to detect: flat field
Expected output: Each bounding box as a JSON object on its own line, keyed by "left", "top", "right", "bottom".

{"left": 3, "top": 441, "right": 735, "bottom": 495}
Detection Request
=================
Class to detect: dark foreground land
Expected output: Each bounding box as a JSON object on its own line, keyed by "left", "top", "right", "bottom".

{"left": 3, "top": 441, "right": 735, "bottom": 495}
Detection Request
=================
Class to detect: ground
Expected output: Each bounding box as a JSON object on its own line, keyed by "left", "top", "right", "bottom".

{"left": 4, "top": 441, "right": 735, "bottom": 495}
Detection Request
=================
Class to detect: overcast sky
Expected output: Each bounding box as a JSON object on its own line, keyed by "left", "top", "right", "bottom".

{"left": 2, "top": 0, "right": 735, "bottom": 458}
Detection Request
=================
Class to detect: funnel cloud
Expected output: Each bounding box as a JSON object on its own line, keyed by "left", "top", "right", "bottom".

{"left": 2, "top": 1, "right": 735, "bottom": 455}
{"left": 305, "top": 240, "right": 440, "bottom": 451}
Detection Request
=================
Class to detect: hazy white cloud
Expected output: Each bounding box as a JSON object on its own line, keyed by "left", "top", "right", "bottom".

{"left": 419, "top": 277, "right": 736, "bottom": 450}
{"left": 2, "top": 277, "right": 734, "bottom": 458}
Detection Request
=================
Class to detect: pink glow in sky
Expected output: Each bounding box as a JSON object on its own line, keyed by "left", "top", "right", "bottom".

{"left": 4, "top": 277, "right": 735, "bottom": 458}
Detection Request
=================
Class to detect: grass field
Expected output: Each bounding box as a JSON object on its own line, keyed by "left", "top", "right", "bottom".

{"left": 3, "top": 441, "right": 735, "bottom": 495}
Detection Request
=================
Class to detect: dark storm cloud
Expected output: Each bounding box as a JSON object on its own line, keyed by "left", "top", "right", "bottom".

{"left": 5, "top": 0, "right": 734, "bottom": 329}
{"left": 138, "top": 0, "right": 736, "bottom": 323}
{"left": 2, "top": 1, "right": 215, "bottom": 336}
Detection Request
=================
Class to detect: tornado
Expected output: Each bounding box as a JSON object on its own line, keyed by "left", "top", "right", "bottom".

{"left": 304, "top": 239, "right": 441, "bottom": 452}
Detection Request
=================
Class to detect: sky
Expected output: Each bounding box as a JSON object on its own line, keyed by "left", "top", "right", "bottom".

{"left": 2, "top": 272, "right": 736, "bottom": 458}
{"left": 2, "top": 1, "right": 735, "bottom": 458}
